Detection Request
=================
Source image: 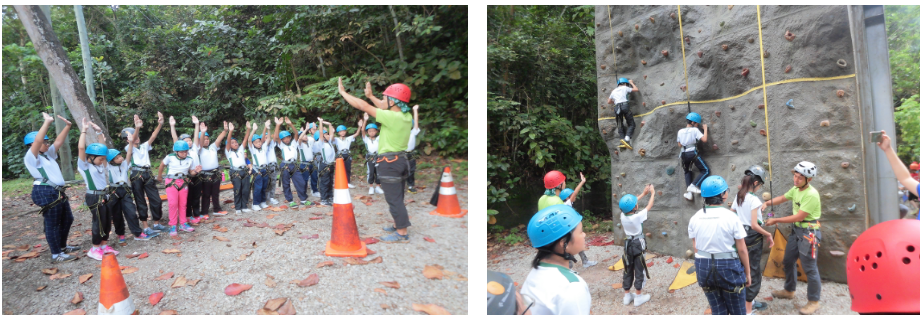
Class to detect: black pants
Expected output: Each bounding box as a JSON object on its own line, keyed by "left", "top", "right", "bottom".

{"left": 616, "top": 102, "right": 636, "bottom": 139}
{"left": 33, "top": 185, "right": 73, "bottom": 255}
{"left": 130, "top": 169, "right": 163, "bottom": 222}
{"left": 186, "top": 175, "right": 202, "bottom": 218}
{"left": 230, "top": 169, "right": 251, "bottom": 211}
{"left": 681, "top": 150, "right": 710, "bottom": 188}
{"left": 743, "top": 227, "right": 765, "bottom": 302}
{"left": 622, "top": 238, "right": 646, "bottom": 291}
{"left": 106, "top": 187, "right": 142, "bottom": 237}
{"left": 377, "top": 154, "right": 411, "bottom": 229}
{"left": 200, "top": 171, "right": 222, "bottom": 215}
{"left": 87, "top": 193, "right": 111, "bottom": 245}
{"left": 318, "top": 162, "right": 334, "bottom": 201}
{"left": 366, "top": 159, "right": 380, "bottom": 184}
{"left": 341, "top": 153, "right": 353, "bottom": 182}
{"left": 407, "top": 156, "right": 417, "bottom": 189}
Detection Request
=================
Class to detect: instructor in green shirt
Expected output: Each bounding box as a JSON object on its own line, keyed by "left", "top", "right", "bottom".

{"left": 338, "top": 77, "right": 414, "bottom": 243}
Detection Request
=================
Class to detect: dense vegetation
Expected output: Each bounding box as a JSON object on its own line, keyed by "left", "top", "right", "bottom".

{"left": 2, "top": 5, "right": 467, "bottom": 179}
{"left": 885, "top": 5, "right": 920, "bottom": 163}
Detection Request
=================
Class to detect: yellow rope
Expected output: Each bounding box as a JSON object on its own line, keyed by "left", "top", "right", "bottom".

{"left": 607, "top": 5, "right": 616, "bottom": 76}
{"left": 598, "top": 73, "right": 856, "bottom": 120}
{"left": 756, "top": 5, "right": 773, "bottom": 184}
{"left": 677, "top": 5, "right": 691, "bottom": 103}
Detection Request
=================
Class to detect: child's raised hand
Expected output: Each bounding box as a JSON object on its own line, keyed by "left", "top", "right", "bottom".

{"left": 274, "top": 117, "right": 283, "bottom": 125}
{"left": 337, "top": 77, "right": 346, "bottom": 94}
{"left": 413, "top": 104, "right": 419, "bottom": 111}
{"left": 317, "top": 117, "right": 323, "bottom": 124}
{"left": 191, "top": 115, "right": 199, "bottom": 125}
{"left": 169, "top": 116, "right": 176, "bottom": 126}
{"left": 81, "top": 117, "right": 89, "bottom": 130}
{"left": 157, "top": 111, "right": 164, "bottom": 124}
{"left": 876, "top": 130, "right": 892, "bottom": 152}
{"left": 263, "top": 120, "right": 270, "bottom": 129}
{"left": 363, "top": 113, "right": 369, "bottom": 121}
{"left": 57, "top": 115, "right": 72, "bottom": 126}
{"left": 42, "top": 112, "right": 54, "bottom": 123}
{"left": 89, "top": 120, "right": 102, "bottom": 132}
{"left": 251, "top": 122, "right": 258, "bottom": 131}
{"left": 284, "top": 117, "right": 292, "bottom": 125}
{"left": 201, "top": 124, "right": 208, "bottom": 133}
{"left": 228, "top": 122, "right": 235, "bottom": 131}
{"left": 364, "top": 81, "right": 373, "bottom": 96}
{"left": 579, "top": 172, "right": 586, "bottom": 183}
{"left": 134, "top": 115, "right": 143, "bottom": 128}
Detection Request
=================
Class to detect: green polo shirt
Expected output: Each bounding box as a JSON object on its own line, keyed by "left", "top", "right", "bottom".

{"left": 375, "top": 109, "right": 413, "bottom": 154}
{"left": 538, "top": 195, "right": 565, "bottom": 211}
{"left": 784, "top": 185, "right": 821, "bottom": 224}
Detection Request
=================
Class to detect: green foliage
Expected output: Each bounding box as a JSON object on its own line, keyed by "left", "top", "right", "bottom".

{"left": 487, "top": 6, "right": 609, "bottom": 216}
{"left": 500, "top": 233, "right": 524, "bottom": 245}
{"left": 894, "top": 94, "right": 920, "bottom": 162}
{"left": 885, "top": 5, "right": 921, "bottom": 164}
{"left": 2, "top": 5, "right": 466, "bottom": 178}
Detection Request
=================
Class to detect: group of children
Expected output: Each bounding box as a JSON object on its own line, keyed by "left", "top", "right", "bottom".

{"left": 24, "top": 80, "right": 426, "bottom": 263}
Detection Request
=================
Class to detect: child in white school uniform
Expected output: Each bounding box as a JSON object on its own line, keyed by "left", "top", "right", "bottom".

{"left": 78, "top": 118, "right": 114, "bottom": 261}
{"left": 106, "top": 115, "right": 158, "bottom": 243}
{"left": 360, "top": 113, "right": 383, "bottom": 195}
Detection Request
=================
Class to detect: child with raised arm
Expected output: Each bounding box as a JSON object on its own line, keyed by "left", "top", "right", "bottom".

{"left": 248, "top": 121, "right": 275, "bottom": 211}
{"left": 225, "top": 121, "right": 252, "bottom": 215}
{"left": 314, "top": 118, "right": 338, "bottom": 206}
{"left": 360, "top": 112, "right": 383, "bottom": 195}
{"left": 125, "top": 112, "right": 166, "bottom": 234}
{"left": 333, "top": 120, "right": 363, "bottom": 189}
{"left": 197, "top": 121, "right": 229, "bottom": 218}
{"left": 106, "top": 115, "right": 159, "bottom": 244}
{"left": 406, "top": 105, "right": 422, "bottom": 193}
{"left": 156, "top": 132, "right": 202, "bottom": 237}
{"left": 78, "top": 118, "right": 114, "bottom": 260}
{"left": 170, "top": 115, "right": 203, "bottom": 224}
{"left": 274, "top": 117, "right": 311, "bottom": 209}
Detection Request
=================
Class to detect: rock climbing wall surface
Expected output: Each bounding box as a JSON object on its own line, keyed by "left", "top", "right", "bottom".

{"left": 596, "top": 5, "right": 865, "bottom": 283}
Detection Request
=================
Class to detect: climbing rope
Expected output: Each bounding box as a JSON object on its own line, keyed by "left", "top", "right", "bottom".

{"left": 677, "top": 5, "right": 691, "bottom": 114}
{"left": 607, "top": 5, "right": 617, "bottom": 79}
{"left": 756, "top": 5, "right": 774, "bottom": 215}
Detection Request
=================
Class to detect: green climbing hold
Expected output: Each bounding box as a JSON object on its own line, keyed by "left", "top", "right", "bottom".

{"left": 762, "top": 162, "right": 769, "bottom": 167}
{"left": 848, "top": 204, "right": 857, "bottom": 212}
{"left": 750, "top": 120, "right": 757, "bottom": 128}
{"left": 720, "top": 21, "right": 725, "bottom": 27}
{"left": 621, "top": 192, "right": 627, "bottom": 197}
{"left": 666, "top": 166, "right": 676, "bottom": 176}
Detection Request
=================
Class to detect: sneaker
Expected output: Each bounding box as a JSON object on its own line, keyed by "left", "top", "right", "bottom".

{"left": 289, "top": 201, "right": 299, "bottom": 209}
{"left": 407, "top": 186, "right": 417, "bottom": 193}
{"left": 214, "top": 211, "right": 228, "bottom": 216}
{"left": 684, "top": 192, "right": 694, "bottom": 201}
{"left": 64, "top": 245, "right": 82, "bottom": 253}
{"left": 151, "top": 223, "right": 169, "bottom": 232}
{"left": 687, "top": 184, "right": 701, "bottom": 194}
{"left": 200, "top": 215, "right": 209, "bottom": 221}
{"left": 312, "top": 191, "right": 321, "bottom": 198}
{"left": 118, "top": 235, "right": 127, "bottom": 243}
{"left": 375, "top": 186, "right": 385, "bottom": 194}
{"left": 369, "top": 187, "right": 376, "bottom": 195}
{"left": 319, "top": 200, "right": 331, "bottom": 206}
{"left": 169, "top": 226, "right": 178, "bottom": 237}
{"left": 143, "top": 228, "right": 158, "bottom": 236}
{"left": 301, "top": 200, "right": 312, "bottom": 206}
{"left": 180, "top": 223, "right": 195, "bottom": 232}
{"left": 102, "top": 245, "right": 119, "bottom": 255}
{"left": 383, "top": 226, "right": 397, "bottom": 233}
{"left": 51, "top": 253, "right": 78, "bottom": 263}
{"left": 261, "top": 202, "right": 270, "bottom": 208}
{"left": 252, "top": 205, "right": 262, "bottom": 212}
{"left": 583, "top": 260, "right": 598, "bottom": 268}
{"left": 633, "top": 293, "right": 651, "bottom": 307}
{"left": 188, "top": 217, "right": 200, "bottom": 224}
{"left": 380, "top": 232, "right": 410, "bottom": 243}
{"left": 623, "top": 293, "right": 634, "bottom": 305}
{"left": 236, "top": 210, "right": 242, "bottom": 215}
{"left": 752, "top": 301, "right": 769, "bottom": 311}
{"left": 348, "top": 183, "right": 356, "bottom": 189}
{"left": 134, "top": 232, "right": 156, "bottom": 241}
{"left": 747, "top": 310, "right": 757, "bottom": 315}
{"left": 87, "top": 247, "right": 104, "bottom": 261}
{"left": 242, "top": 208, "right": 252, "bottom": 213}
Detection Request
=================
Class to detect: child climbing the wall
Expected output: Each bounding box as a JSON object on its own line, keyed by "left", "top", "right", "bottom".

{"left": 106, "top": 115, "right": 159, "bottom": 243}
{"left": 78, "top": 118, "right": 114, "bottom": 261}
{"left": 618, "top": 184, "right": 655, "bottom": 307}
{"left": 539, "top": 171, "right": 593, "bottom": 268}
{"left": 731, "top": 165, "right": 773, "bottom": 314}
{"left": 225, "top": 121, "right": 252, "bottom": 214}
{"left": 333, "top": 120, "right": 362, "bottom": 189}
{"left": 360, "top": 113, "right": 384, "bottom": 195}
{"left": 315, "top": 118, "right": 338, "bottom": 206}
{"left": 521, "top": 204, "right": 591, "bottom": 314}
{"left": 406, "top": 105, "right": 422, "bottom": 193}
{"left": 677, "top": 112, "right": 709, "bottom": 201}
{"left": 559, "top": 173, "right": 596, "bottom": 268}
{"left": 607, "top": 77, "right": 638, "bottom": 148}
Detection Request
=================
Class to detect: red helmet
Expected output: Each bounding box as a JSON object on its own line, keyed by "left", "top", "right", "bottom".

{"left": 382, "top": 83, "right": 411, "bottom": 103}
{"left": 846, "top": 219, "right": 919, "bottom": 314}
{"left": 910, "top": 161, "right": 919, "bottom": 171}
{"left": 543, "top": 170, "right": 566, "bottom": 189}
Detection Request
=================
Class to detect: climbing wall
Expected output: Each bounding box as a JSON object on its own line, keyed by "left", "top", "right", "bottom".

{"left": 596, "top": 5, "right": 866, "bottom": 283}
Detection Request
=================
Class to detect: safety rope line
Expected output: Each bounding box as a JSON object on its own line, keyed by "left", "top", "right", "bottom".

{"left": 677, "top": 5, "right": 691, "bottom": 113}
{"left": 756, "top": 5, "right": 774, "bottom": 215}
{"left": 607, "top": 5, "right": 617, "bottom": 79}
{"left": 598, "top": 73, "right": 856, "bottom": 120}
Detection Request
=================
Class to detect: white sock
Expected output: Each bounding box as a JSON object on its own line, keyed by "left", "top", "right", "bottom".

{"left": 625, "top": 136, "right": 631, "bottom": 141}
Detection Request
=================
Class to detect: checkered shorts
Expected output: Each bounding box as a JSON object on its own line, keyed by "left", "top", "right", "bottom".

{"left": 696, "top": 257, "right": 747, "bottom": 315}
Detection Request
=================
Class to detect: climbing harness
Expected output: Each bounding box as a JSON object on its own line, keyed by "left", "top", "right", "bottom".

{"left": 129, "top": 166, "right": 157, "bottom": 185}
{"left": 696, "top": 250, "right": 746, "bottom": 294}
{"left": 405, "top": 150, "right": 419, "bottom": 161}
{"left": 164, "top": 174, "right": 189, "bottom": 191}
{"left": 35, "top": 183, "right": 69, "bottom": 215}
{"left": 366, "top": 152, "right": 379, "bottom": 164}
{"left": 756, "top": 5, "right": 776, "bottom": 216}
{"left": 85, "top": 190, "right": 110, "bottom": 239}
{"left": 376, "top": 152, "right": 411, "bottom": 183}
{"left": 622, "top": 235, "right": 651, "bottom": 279}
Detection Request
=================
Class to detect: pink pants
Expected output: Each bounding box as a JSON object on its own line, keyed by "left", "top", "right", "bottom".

{"left": 165, "top": 178, "right": 188, "bottom": 226}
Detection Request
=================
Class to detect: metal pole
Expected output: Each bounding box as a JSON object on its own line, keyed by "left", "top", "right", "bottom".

{"left": 74, "top": 5, "right": 97, "bottom": 109}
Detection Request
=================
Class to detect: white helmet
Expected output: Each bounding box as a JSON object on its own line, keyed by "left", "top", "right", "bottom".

{"left": 793, "top": 161, "right": 817, "bottom": 178}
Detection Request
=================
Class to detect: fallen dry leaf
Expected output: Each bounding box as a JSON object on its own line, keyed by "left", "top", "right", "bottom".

{"left": 50, "top": 273, "right": 72, "bottom": 280}
{"left": 277, "top": 298, "right": 296, "bottom": 315}
{"left": 236, "top": 251, "right": 254, "bottom": 262}
{"left": 412, "top": 303, "right": 450, "bottom": 315}
{"left": 36, "top": 285, "right": 47, "bottom": 291}
{"left": 155, "top": 272, "right": 174, "bottom": 281}
{"left": 374, "top": 288, "right": 387, "bottom": 295}
{"left": 423, "top": 265, "right": 444, "bottom": 280}
{"left": 343, "top": 257, "right": 369, "bottom": 265}
{"left": 612, "top": 283, "right": 623, "bottom": 289}
{"left": 367, "top": 248, "right": 377, "bottom": 255}
{"left": 224, "top": 283, "right": 252, "bottom": 296}
{"left": 379, "top": 281, "right": 401, "bottom": 289}
{"left": 187, "top": 279, "right": 201, "bottom": 287}
{"left": 666, "top": 257, "right": 674, "bottom": 264}
{"left": 264, "top": 298, "right": 287, "bottom": 311}
{"left": 159, "top": 310, "right": 177, "bottom": 315}
{"left": 171, "top": 276, "right": 187, "bottom": 288}
{"left": 299, "top": 234, "right": 319, "bottom": 239}
{"left": 162, "top": 249, "right": 181, "bottom": 254}
{"left": 297, "top": 274, "right": 319, "bottom": 287}
{"left": 317, "top": 261, "right": 335, "bottom": 268}
{"left": 63, "top": 308, "right": 86, "bottom": 315}
{"left": 256, "top": 308, "right": 279, "bottom": 315}
{"left": 149, "top": 292, "right": 164, "bottom": 306}
{"left": 368, "top": 256, "right": 383, "bottom": 264}
{"left": 265, "top": 276, "right": 277, "bottom": 288}
{"left": 71, "top": 291, "right": 84, "bottom": 304}
{"left": 138, "top": 253, "right": 149, "bottom": 259}
{"left": 308, "top": 217, "right": 322, "bottom": 220}
{"left": 127, "top": 253, "right": 142, "bottom": 259}
{"left": 121, "top": 266, "right": 139, "bottom": 274}
{"left": 266, "top": 214, "right": 277, "bottom": 219}
{"left": 42, "top": 268, "right": 58, "bottom": 275}
{"left": 78, "top": 273, "right": 93, "bottom": 284}
{"left": 363, "top": 237, "right": 379, "bottom": 245}
{"left": 423, "top": 237, "right": 436, "bottom": 243}
{"left": 213, "top": 236, "right": 230, "bottom": 242}
{"left": 256, "top": 223, "right": 269, "bottom": 228}
{"left": 381, "top": 304, "right": 389, "bottom": 309}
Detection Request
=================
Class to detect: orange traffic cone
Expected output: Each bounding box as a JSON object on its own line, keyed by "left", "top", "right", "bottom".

{"left": 98, "top": 254, "right": 138, "bottom": 315}
{"left": 430, "top": 167, "right": 468, "bottom": 218}
{"left": 325, "top": 158, "right": 367, "bottom": 257}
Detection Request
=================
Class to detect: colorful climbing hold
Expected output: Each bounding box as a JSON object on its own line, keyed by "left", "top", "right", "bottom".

{"left": 680, "top": 85, "right": 686, "bottom": 92}
{"left": 712, "top": 144, "right": 718, "bottom": 151}
{"left": 762, "top": 192, "right": 771, "bottom": 200}
{"left": 635, "top": 24, "right": 639, "bottom": 30}
{"left": 722, "top": 44, "right": 728, "bottom": 51}
{"left": 760, "top": 129, "right": 767, "bottom": 136}
{"left": 750, "top": 120, "right": 757, "bottom": 128}
{"left": 720, "top": 21, "right": 725, "bottom": 27}
{"left": 841, "top": 162, "right": 849, "bottom": 168}
{"left": 729, "top": 105, "right": 736, "bottom": 111}
{"left": 649, "top": 16, "right": 655, "bottom": 23}
{"left": 670, "top": 12, "right": 676, "bottom": 20}
{"left": 837, "top": 90, "right": 845, "bottom": 97}
{"left": 748, "top": 38, "right": 754, "bottom": 43}
{"left": 661, "top": 50, "right": 669, "bottom": 57}
{"left": 697, "top": 51, "right": 703, "bottom": 58}
{"left": 731, "top": 164, "right": 736, "bottom": 171}
{"left": 643, "top": 75, "right": 647, "bottom": 80}
{"left": 742, "top": 68, "right": 750, "bottom": 77}
{"left": 848, "top": 204, "right": 857, "bottom": 212}
{"left": 601, "top": 64, "right": 607, "bottom": 70}
{"left": 642, "top": 102, "right": 647, "bottom": 107}
{"left": 784, "top": 30, "right": 795, "bottom": 41}
{"left": 715, "top": 111, "right": 721, "bottom": 118}
{"left": 661, "top": 231, "right": 668, "bottom": 236}
{"left": 641, "top": 60, "right": 647, "bottom": 65}
{"left": 666, "top": 166, "right": 675, "bottom": 175}
{"left": 786, "top": 99, "right": 794, "bottom": 109}
{"left": 661, "top": 100, "right": 666, "bottom": 105}
{"left": 820, "top": 120, "right": 830, "bottom": 127}
{"left": 619, "top": 31, "right": 624, "bottom": 37}
{"left": 620, "top": 173, "right": 626, "bottom": 178}
{"left": 762, "top": 162, "right": 769, "bottom": 167}
{"left": 763, "top": 49, "right": 770, "bottom": 58}
{"left": 757, "top": 104, "right": 764, "bottom": 110}
{"left": 785, "top": 65, "right": 792, "bottom": 73}
{"left": 731, "top": 140, "right": 738, "bottom": 145}
{"left": 640, "top": 121, "right": 645, "bottom": 128}
{"left": 837, "top": 59, "right": 847, "bottom": 68}
{"left": 638, "top": 149, "right": 646, "bottom": 157}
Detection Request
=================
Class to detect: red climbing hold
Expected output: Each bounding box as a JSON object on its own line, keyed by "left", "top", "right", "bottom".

{"left": 785, "top": 30, "right": 795, "bottom": 41}
{"left": 741, "top": 68, "right": 750, "bottom": 77}
{"left": 666, "top": 257, "right": 674, "bottom": 264}
{"left": 696, "top": 51, "right": 702, "bottom": 58}
{"left": 661, "top": 50, "right": 669, "bottom": 57}
{"left": 785, "top": 65, "right": 792, "bottom": 73}
{"left": 837, "top": 90, "right": 845, "bottom": 97}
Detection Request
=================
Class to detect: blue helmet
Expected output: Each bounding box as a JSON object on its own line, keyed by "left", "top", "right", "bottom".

{"left": 618, "top": 77, "right": 630, "bottom": 85}
{"left": 527, "top": 204, "right": 583, "bottom": 248}
{"left": 686, "top": 112, "right": 702, "bottom": 124}
{"left": 24, "top": 131, "right": 50, "bottom": 145}
{"left": 309, "top": 123, "right": 316, "bottom": 129}
{"left": 86, "top": 143, "right": 108, "bottom": 156}
{"left": 251, "top": 134, "right": 263, "bottom": 142}
{"left": 106, "top": 149, "right": 120, "bottom": 162}
{"left": 365, "top": 123, "right": 379, "bottom": 131}
{"left": 279, "top": 131, "right": 292, "bottom": 140}
{"left": 619, "top": 194, "right": 638, "bottom": 213}
{"left": 313, "top": 131, "right": 320, "bottom": 141}
{"left": 701, "top": 175, "right": 729, "bottom": 198}
{"left": 199, "top": 132, "right": 209, "bottom": 138}
{"left": 172, "top": 141, "right": 190, "bottom": 152}
{"left": 336, "top": 125, "right": 347, "bottom": 133}
{"left": 559, "top": 188, "right": 574, "bottom": 201}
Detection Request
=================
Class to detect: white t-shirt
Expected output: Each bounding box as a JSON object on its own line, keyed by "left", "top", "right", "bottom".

{"left": 520, "top": 263, "right": 592, "bottom": 315}
{"left": 333, "top": 136, "right": 356, "bottom": 154}
{"left": 107, "top": 159, "right": 130, "bottom": 185}
{"left": 688, "top": 207, "right": 747, "bottom": 258}
{"left": 277, "top": 140, "right": 301, "bottom": 162}
{"left": 77, "top": 158, "right": 108, "bottom": 191}
{"left": 362, "top": 136, "right": 380, "bottom": 154}
{"left": 161, "top": 154, "right": 194, "bottom": 176}
{"left": 297, "top": 139, "right": 314, "bottom": 162}
{"left": 620, "top": 208, "right": 648, "bottom": 237}
{"left": 24, "top": 145, "right": 65, "bottom": 186}
{"left": 731, "top": 193, "right": 763, "bottom": 227}
{"left": 225, "top": 145, "right": 248, "bottom": 169}
{"left": 249, "top": 139, "right": 276, "bottom": 167}
{"left": 313, "top": 140, "right": 336, "bottom": 164}
{"left": 196, "top": 143, "right": 221, "bottom": 171}
{"left": 125, "top": 142, "right": 153, "bottom": 167}
{"left": 608, "top": 85, "right": 632, "bottom": 104}
{"left": 677, "top": 127, "right": 704, "bottom": 151}
{"left": 407, "top": 128, "right": 421, "bottom": 152}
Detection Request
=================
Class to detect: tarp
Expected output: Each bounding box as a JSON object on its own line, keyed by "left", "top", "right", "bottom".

{"left": 608, "top": 254, "right": 655, "bottom": 271}
{"left": 668, "top": 260, "right": 698, "bottom": 291}
{"left": 763, "top": 228, "right": 808, "bottom": 282}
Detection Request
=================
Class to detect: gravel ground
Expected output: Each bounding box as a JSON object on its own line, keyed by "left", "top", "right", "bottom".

{"left": 488, "top": 239, "right": 857, "bottom": 315}
{"left": 2, "top": 162, "right": 468, "bottom": 315}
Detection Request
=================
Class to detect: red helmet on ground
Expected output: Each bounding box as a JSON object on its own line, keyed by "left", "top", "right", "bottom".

{"left": 544, "top": 170, "right": 566, "bottom": 189}
{"left": 910, "top": 161, "right": 919, "bottom": 171}
{"left": 846, "top": 219, "right": 919, "bottom": 314}
{"left": 382, "top": 83, "right": 411, "bottom": 103}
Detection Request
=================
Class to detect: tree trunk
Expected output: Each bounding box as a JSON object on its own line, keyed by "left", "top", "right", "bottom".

{"left": 16, "top": 5, "right": 111, "bottom": 148}
{"left": 39, "top": 6, "right": 76, "bottom": 181}
{"left": 74, "top": 5, "right": 97, "bottom": 109}
{"left": 388, "top": 5, "right": 405, "bottom": 63}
